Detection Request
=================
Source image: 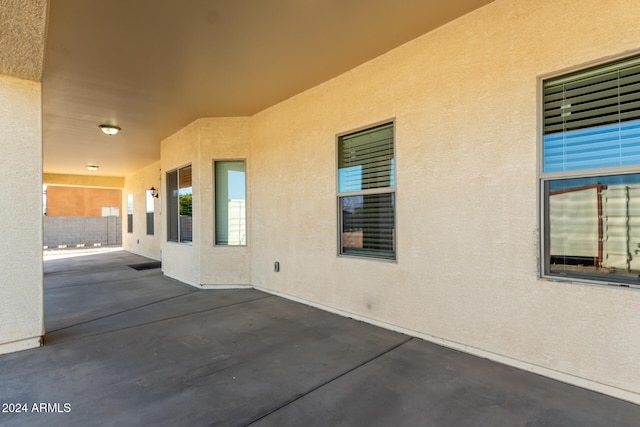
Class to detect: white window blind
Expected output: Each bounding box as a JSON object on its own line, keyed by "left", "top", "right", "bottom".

{"left": 543, "top": 57, "right": 640, "bottom": 172}
{"left": 541, "top": 54, "right": 640, "bottom": 287}
{"left": 338, "top": 122, "right": 395, "bottom": 260}
{"left": 166, "top": 165, "right": 192, "bottom": 243}
{"left": 338, "top": 123, "right": 394, "bottom": 192}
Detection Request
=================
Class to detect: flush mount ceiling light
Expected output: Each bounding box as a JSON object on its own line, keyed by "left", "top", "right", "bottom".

{"left": 99, "top": 124, "right": 121, "bottom": 135}
{"left": 87, "top": 165, "right": 99, "bottom": 171}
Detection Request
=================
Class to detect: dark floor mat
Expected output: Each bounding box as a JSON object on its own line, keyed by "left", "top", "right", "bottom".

{"left": 128, "top": 261, "right": 162, "bottom": 271}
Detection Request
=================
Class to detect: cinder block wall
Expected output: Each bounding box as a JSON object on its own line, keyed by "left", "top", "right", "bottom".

{"left": 44, "top": 216, "right": 122, "bottom": 247}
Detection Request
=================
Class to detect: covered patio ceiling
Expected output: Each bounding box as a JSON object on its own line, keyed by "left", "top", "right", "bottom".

{"left": 40, "top": 0, "right": 493, "bottom": 177}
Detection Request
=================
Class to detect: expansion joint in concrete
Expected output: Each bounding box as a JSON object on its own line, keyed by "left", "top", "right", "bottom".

{"left": 244, "top": 336, "right": 414, "bottom": 426}
{"left": 43, "top": 293, "right": 273, "bottom": 345}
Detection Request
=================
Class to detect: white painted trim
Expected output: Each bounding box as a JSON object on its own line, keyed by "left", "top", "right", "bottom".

{"left": 0, "top": 337, "right": 42, "bottom": 355}
{"left": 253, "top": 285, "right": 640, "bottom": 406}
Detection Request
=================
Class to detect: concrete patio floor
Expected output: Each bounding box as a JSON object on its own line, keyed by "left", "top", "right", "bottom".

{"left": 1, "top": 250, "right": 639, "bottom": 426}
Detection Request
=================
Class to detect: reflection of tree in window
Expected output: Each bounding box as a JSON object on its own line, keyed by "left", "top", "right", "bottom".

{"left": 179, "top": 193, "right": 192, "bottom": 216}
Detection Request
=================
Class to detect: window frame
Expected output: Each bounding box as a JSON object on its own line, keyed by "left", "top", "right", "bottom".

{"left": 539, "top": 53, "right": 640, "bottom": 289}
{"left": 146, "top": 189, "right": 155, "bottom": 236}
{"left": 126, "top": 193, "right": 133, "bottom": 234}
{"left": 213, "top": 159, "right": 247, "bottom": 247}
{"left": 336, "top": 120, "right": 397, "bottom": 261}
{"left": 166, "top": 163, "right": 193, "bottom": 244}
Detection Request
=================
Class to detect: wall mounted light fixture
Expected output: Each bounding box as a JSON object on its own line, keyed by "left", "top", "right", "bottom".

{"left": 87, "top": 165, "right": 99, "bottom": 171}
{"left": 149, "top": 186, "right": 159, "bottom": 198}
{"left": 99, "top": 124, "right": 121, "bottom": 135}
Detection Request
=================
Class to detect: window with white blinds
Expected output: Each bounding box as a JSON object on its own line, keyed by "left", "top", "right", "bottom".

{"left": 166, "top": 164, "right": 192, "bottom": 243}
{"left": 543, "top": 56, "right": 640, "bottom": 172}
{"left": 541, "top": 55, "right": 640, "bottom": 288}
{"left": 338, "top": 122, "right": 395, "bottom": 260}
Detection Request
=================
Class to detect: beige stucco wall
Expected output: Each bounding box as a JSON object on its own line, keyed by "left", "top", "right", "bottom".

{"left": 156, "top": 118, "right": 252, "bottom": 286}
{"left": 160, "top": 122, "right": 201, "bottom": 285}
{"left": 123, "top": 161, "right": 162, "bottom": 260}
{"left": 197, "top": 118, "right": 252, "bottom": 287}
{"left": 122, "top": 0, "right": 640, "bottom": 402}
{"left": 248, "top": 0, "right": 640, "bottom": 401}
{"left": 0, "top": 74, "right": 43, "bottom": 354}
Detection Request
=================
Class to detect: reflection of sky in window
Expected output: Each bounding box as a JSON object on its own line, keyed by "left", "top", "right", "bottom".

{"left": 543, "top": 119, "right": 640, "bottom": 172}
{"left": 228, "top": 170, "right": 245, "bottom": 199}
{"left": 146, "top": 190, "right": 154, "bottom": 213}
{"left": 338, "top": 159, "right": 394, "bottom": 192}
{"left": 338, "top": 165, "right": 362, "bottom": 192}
{"left": 548, "top": 173, "right": 640, "bottom": 192}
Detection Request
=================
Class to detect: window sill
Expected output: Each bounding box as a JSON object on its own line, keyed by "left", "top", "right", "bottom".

{"left": 540, "top": 273, "right": 640, "bottom": 291}
{"left": 338, "top": 253, "right": 397, "bottom": 264}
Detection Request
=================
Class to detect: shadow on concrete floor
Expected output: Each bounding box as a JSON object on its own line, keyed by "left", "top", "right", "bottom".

{"left": 0, "top": 250, "right": 638, "bottom": 426}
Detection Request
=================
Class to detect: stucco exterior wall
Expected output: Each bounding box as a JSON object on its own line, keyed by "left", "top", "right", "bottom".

{"left": 197, "top": 118, "right": 252, "bottom": 287}
{"left": 160, "top": 123, "right": 200, "bottom": 285}
{"left": 248, "top": 0, "right": 640, "bottom": 401}
{"left": 46, "top": 186, "right": 122, "bottom": 216}
{"left": 123, "top": 161, "right": 162, "bottom": 260}
{"left": 121, "top": 0, "right": 640, "bottom": 402}
{"left": 156, "top": 118, "right": 252, "bottom": 286}
{"left": 0, "top": 74, "right": 43, "bottom": 354}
